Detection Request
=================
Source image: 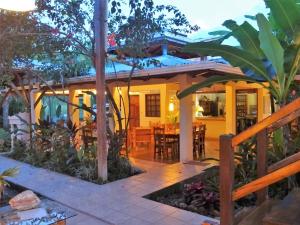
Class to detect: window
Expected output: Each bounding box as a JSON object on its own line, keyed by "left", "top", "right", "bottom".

{"left": 41, "top": 95, "right": 68, "bottom": 122}
{"left": 145, "top": 94, "right": 160, "bottom": 117}
{"left": 78, "top": 94, "right": 84, "bottom": 121}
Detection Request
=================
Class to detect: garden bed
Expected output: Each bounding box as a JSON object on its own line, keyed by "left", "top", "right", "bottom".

{"left": 145, "top": 166, "right": 256, "bottom": 219}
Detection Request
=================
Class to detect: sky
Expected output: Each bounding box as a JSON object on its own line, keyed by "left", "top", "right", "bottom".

{"left": 154, "top": 0, "right": 267, "bottom": 31}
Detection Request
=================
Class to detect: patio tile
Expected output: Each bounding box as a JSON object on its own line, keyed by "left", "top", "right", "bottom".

{"left": 136, "top": 209, "right": 167, "bottom": 223}
{"left": 133, "top": 198, "right": 161, "bottom": 209}
{"left": 170, "top": 209, "right": 199, "bottom": 222}
{"left": 154, "top": 216, "right": 186, "bottom": 225}
{"left": 152, "top": 204, "right": 178, "bottom": 215}
{"left": 116, "top": 217, "right": 152, "bottom": 225}
{"left": 0, "top": 156, "right": 215, "bottom": 225}
{"left": 102, "top": 211, "right": 131, "bottom": 224}
{"left": 121, "top": 205, "right": 149, "bottom": 217}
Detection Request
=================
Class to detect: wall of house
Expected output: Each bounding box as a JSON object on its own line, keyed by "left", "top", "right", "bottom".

{"left": 113, "top": 84, "right": 168, "bottom": 128}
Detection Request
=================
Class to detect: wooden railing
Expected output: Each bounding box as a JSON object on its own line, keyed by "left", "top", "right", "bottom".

{"left": 220, "top": 97, "right": 300, "bottom": 225}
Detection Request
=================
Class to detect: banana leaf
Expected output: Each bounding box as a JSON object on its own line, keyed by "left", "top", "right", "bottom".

{"left": 183, "top": 42, "right": 272, "bottom": 83}
{"left": 223, "top": 20, "right": 263, "bottom": 57}
{"left": 257, "top": 14, "right": 284, "bottom": 76}
{"left": 265, "top": 0, "right": 300, "bottom": 42}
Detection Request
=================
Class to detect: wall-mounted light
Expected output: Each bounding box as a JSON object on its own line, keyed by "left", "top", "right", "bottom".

{"left": 169, "top": 97, "right": 175, "bottom": 112}
{"left": 168, "top": 102, "right": 175, "bottom": 112}
{"left": 0, "top": 0, "right": 36, "bottom": 11}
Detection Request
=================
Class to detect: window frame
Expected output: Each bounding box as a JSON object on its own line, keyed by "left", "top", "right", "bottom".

{"left": 145, "top": 94, "right": 161, "bottom": 117}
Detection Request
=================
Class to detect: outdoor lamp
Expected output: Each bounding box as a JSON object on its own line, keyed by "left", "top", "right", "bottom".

{"left": 0, "top": 0, "right": 36, "bottom": 11}
{"left": 169, "top": 97, "right": 175, "bottom": 112}
{"left": 169, "top": 102, "right": 175, "bottom": 112}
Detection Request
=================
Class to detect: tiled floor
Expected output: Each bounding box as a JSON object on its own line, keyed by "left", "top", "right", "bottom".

{"left": 130, "top": 138, "right": 220, "bottom": 163}
{"left": 0, "top": 156, "right": 220, "bottom": 225}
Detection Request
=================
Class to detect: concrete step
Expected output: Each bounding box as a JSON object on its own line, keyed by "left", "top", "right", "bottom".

{"left": 263, "top": 189, "right": 300, "bottom": 225}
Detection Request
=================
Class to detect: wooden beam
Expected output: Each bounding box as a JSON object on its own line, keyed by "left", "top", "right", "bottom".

{"left": 256, "top": 129, "right": 268, "bottom": 205}
{"left": 232, "top": 97, "right": 300, "bottom": 147}
{"left": 268, "top": 151, "right": 300, "bottom": 173}
{"left": 232, "top": 160, "right": 300, "bottom": 201}
{"left": 219, "top": 135, "right": 235, "bottom": 225}
{"left": 34, "top": 89, "right": 46, "bottom": 109}
{"left": 268, "top": 108, "right": 300, "bottom": 133}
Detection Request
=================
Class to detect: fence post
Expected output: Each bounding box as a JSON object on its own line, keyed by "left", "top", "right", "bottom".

{"left": 220, "top": 134, "right": 235, "bottom": 225}
{"left": 256, "top": 128, "right": 268, "bottom": 205}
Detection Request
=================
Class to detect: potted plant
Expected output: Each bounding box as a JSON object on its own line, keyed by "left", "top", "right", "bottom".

{"left": 0, "top": 167, "right": 19, "bottom": 202}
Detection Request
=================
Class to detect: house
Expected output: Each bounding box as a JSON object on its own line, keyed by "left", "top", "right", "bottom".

{"left": 3, "top": 33, "right": 273, "bottom": 162}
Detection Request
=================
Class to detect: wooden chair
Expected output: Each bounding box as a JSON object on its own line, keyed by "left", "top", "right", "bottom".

{"left": 193, "top": 124, "right": 206, "bottom": 159}
{"left": 164, "top": 134, "right": 180, "bottom": 160}
{"left": 153, "top": 127, "right": 165, "bottom": 159}
{"left": 131, "top": 127, "right": 152, "bottom": 150}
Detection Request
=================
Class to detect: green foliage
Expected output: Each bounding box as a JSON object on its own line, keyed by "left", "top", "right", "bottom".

{"left": 0, "top": 167, "right": 19, "bottom": 187}
{"left": 223, "top": 20, "right": 263, "bottom": 57}
{"left": 179, "top": 0, "right": 300, "bottom": 106}
{"left": 0, "top": 128, "right": 10, "bottom": 152}
{"left": 8, "top": 98, "right": 26, "bottom": 116}
{"left": 8, "top": 121, "right": 137, "bottom": 184}
{"left": 265, "top": 0, "right": 300, "bottom": 43}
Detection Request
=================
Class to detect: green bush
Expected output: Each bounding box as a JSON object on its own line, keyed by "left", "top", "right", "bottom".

{"left": 0, "top": 128, "right": 10, "bottom": 152}
{"left": 8, "top": 120, "right": 138, "bottom": 184}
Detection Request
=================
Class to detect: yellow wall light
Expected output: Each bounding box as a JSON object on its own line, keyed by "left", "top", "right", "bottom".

{"left": 0, "top": 0, "right": 36, "bottom": 12}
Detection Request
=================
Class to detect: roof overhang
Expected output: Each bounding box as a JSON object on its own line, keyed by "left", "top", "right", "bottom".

{"left": 65, "top": 61, "right": 243, "bottom": 86}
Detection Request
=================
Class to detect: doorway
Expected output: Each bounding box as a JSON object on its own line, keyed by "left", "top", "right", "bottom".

{"left": 236, "top": 90, "right": 258, "bottom": 133}
{"left": 129, "top": 95, "right": 140, "bottom": 128}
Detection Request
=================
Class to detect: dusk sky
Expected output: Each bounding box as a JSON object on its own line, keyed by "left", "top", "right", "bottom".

{"left": 155, "top": 0, "right": 267, "bottom": 30}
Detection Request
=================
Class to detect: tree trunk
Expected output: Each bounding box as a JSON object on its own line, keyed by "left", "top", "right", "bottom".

{"left": 94, "top": 0, "right": 108, "bottom": 181}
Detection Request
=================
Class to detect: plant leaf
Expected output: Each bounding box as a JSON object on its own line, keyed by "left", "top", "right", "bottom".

{"left": 177, "top": 74, "right": 268, "bottom": 99}
{"left": 265, "top": 0, "right": 300, "bottom": 42}
{"left": 183, "top": 42, "right": 271, "bottom": 82}
{"left": 257, "top": 14, "right": 284, "bottom": 95}
{"left": 223, "top": 20, "right": 263, "bottom": 57}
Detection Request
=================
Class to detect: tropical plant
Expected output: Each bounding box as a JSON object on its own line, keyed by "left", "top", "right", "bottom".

{"left": 0, "top": 128, "right": 10, "bottom": 152}
{"left": 8, "top": 97, "right": 26, "bottom": 116}
{"left": 0, "top": 167, "right": 19, "bottom": 201}
{"left": 178, "top": 0, "right": 300, "bottom": 108}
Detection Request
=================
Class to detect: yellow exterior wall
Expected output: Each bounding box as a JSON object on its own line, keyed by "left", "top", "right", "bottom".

{"left": 69, "top": 88, "right": 80, "bottom": 127}
{"left": 34, "top": 92, "right": 42, "bottom": 123}
{"left": 225, "top": 83, "right": 236, "bottom": 135}
{"left": 113, "top": 84, "right": 168, "bottom": 128}
{"left": 195, "top": 118, "right": 226, "bottom": 139}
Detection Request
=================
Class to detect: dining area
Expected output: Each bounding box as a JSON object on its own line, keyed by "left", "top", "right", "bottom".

{"left": 129, "top": 123, "right": 206, "bottom": 163}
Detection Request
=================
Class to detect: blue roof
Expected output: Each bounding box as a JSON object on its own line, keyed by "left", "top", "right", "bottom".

{"left": 87, "top": 54, "right": 194, "bottom": 76}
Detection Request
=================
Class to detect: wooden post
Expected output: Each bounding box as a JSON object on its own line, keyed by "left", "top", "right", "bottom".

{"left": 220, "top": 134, "right": 234, "bottom": 225}
{"left": 256, "top": 128, "right": 268, "bottom": 205}
{"left": 94, "top": 0, "right": 108, "bottom": 181}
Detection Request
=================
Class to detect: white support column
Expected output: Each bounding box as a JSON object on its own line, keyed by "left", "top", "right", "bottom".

{"left": 179, "top": 75, "right": 193, "bottom": 162}
{"left": 225, "top": 83, "right": 236, "bottom": 135}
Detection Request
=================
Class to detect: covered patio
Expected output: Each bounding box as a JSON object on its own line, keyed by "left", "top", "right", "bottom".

{"left": 30, "top": 61, "right": 272, "bottom": 163}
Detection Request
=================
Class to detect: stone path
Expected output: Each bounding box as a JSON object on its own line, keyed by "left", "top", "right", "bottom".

{"left": 0, "top": 156, "right": 219, "bottom": 225}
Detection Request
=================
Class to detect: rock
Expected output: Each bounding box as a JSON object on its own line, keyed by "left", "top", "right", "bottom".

{"left": 9, "top": 190, "right": 41, "bottom": 211}
{"left": 179, "top": 202, "right": 188, "bottom": 209}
